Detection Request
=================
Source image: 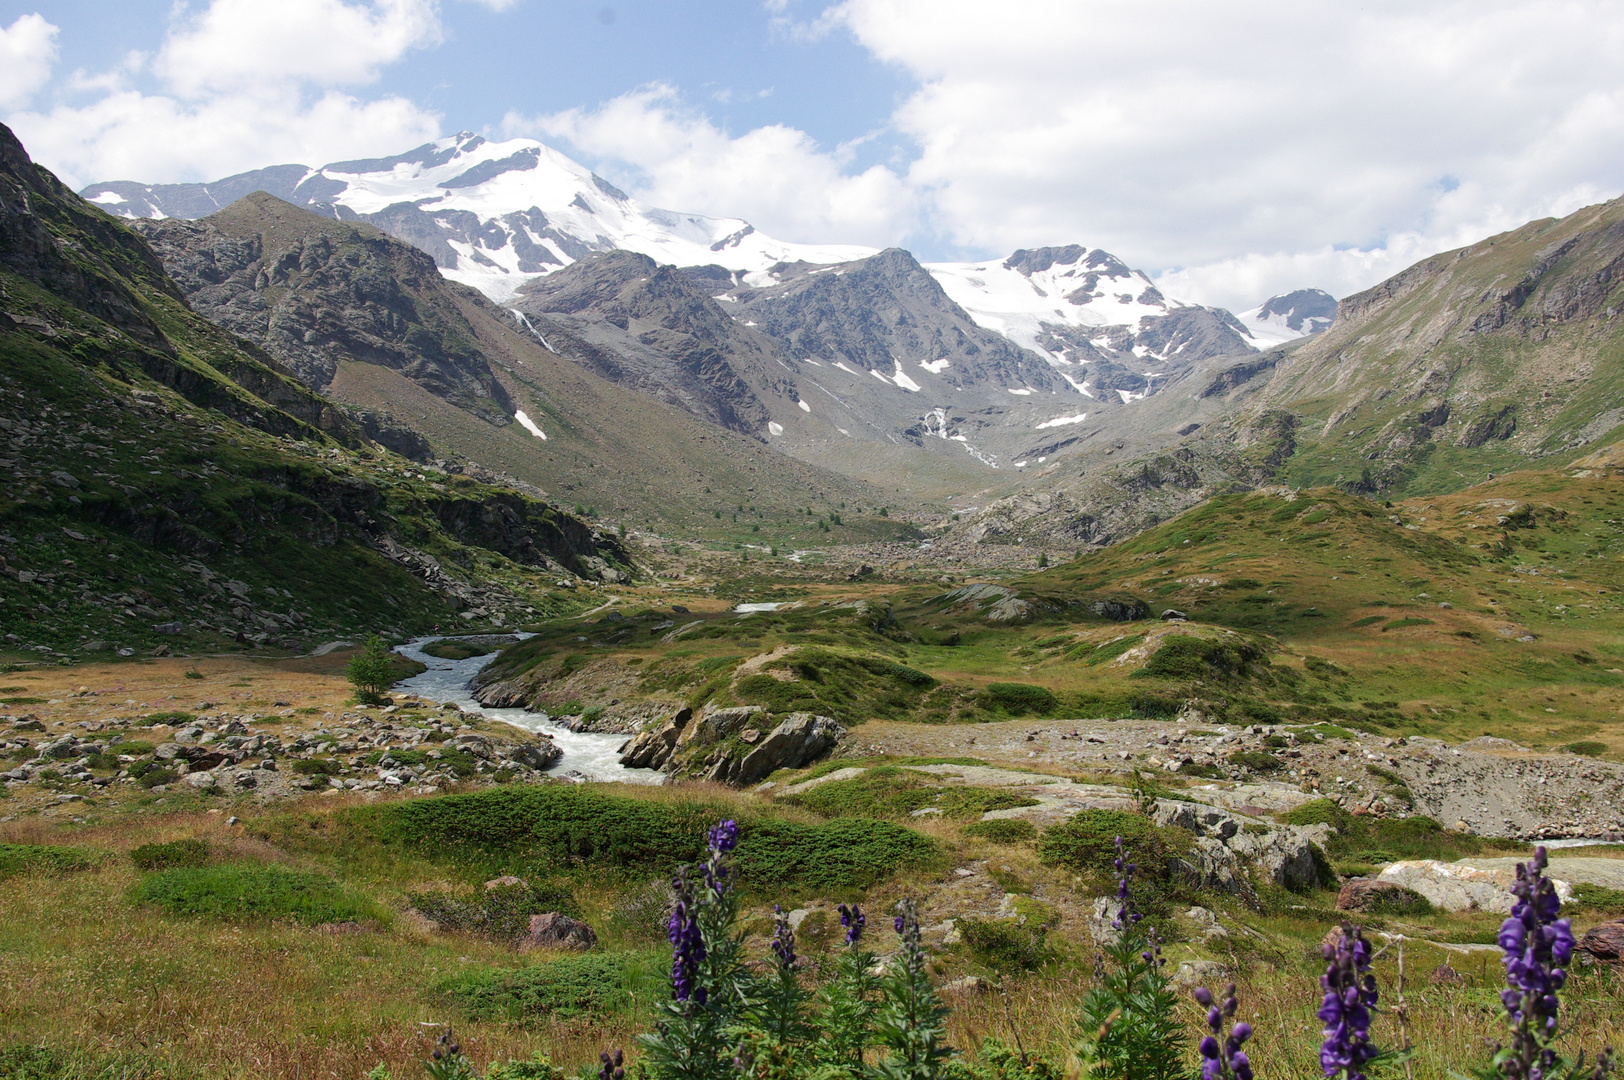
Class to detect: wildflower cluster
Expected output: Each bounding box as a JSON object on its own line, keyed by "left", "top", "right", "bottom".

{"left": 770, "top": 905, "right": 796, "bottom": 970}
{"left": 1193, "top": 985, "right": 1253, "bottom": 1080}
{"left": 1489, "top": 846, "right": 1614, "bottom": 1080}
{"left": 1319, "top": 923, "right": 1379, "bottom": 1080}
{"left": 598, "top": 1050, "right": 625, "bottom": 1080}
{"left": 872, "top": 899, "right": 952, "bottom": 1080}
{"left": 838, "top": 902, "right": 866, "bottom": 945}
{"left": 1075, "top": 837, "right": 1185, "bottom": 1080}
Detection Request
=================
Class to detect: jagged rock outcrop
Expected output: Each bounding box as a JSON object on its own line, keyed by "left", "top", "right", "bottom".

{"left": 1153, "top": 800, "right": 1330, "bottom": 893}
{"left": 135, "top": 193, "right": 515, "bottom": 422}
{"left": 617, "top": 704, "right": 844, "bottom": 785}
{"left": 513, "top": 250, "right": 779, "bottom": 436}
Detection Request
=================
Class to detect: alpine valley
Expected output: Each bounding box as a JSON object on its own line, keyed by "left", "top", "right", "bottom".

{"left": 3, "top": 118, "right": 1624, "bottom": 1080}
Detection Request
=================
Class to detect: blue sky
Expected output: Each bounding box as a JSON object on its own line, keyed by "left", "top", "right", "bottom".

{"left": 10, "top": 1, "right": 914, "bottom": 172}
{"left": 4, "top": 1, "right": 1624, "bottom": 309}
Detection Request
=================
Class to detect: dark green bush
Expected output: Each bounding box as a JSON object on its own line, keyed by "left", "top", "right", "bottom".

{"left": 783, "top": 767, "right": 1036, "bottom": 821}
{"left": 1365, "top": 885, "right": 1433, "bottom": 915}
{"left": 1039, "top": 811, "right": 1182, "bottom": 881}
{"left": 1564, "top": 741, "right": 1608, "bottom": 757}
{"left": 135, "top": 765, "right": 179, "bottom": 789}
{"left": 291, "top": 758, "right": 344, "bottom": 776}
{"left": 1573, "top": 883, "right": 1624, "bottom": 915}
{"left": 1227, "top": 749, "right": 1283, "bottom": 772}
{"left": 354, "top": 787, "right": 938, "bottom": 892}
{"left": 962, "top": 819, "right": 1038, "bottom": 844}
{"left": 408, "top": 880, "right": 579, "bottom": 940}
{"left": 130, "top": 865, "right": 375, "bottom": 924}
{"left": 0, "top": 844, "right": 95, "bottom": 879}
{"left": 957, "top": 916, "right": 1052, "bottom": 973}
{"left": 1280, "top": 798, "right": 1352, "bottom": 830}
{"left": 440, "top": 954, "right": 649, "bottom": 1020}
{"left": 732, "top": 818, "right": 940, "bottom": 893}
{"left": 1131, "top": 634, "right": 1268, "bottom": 682}
{"left": 979, "top": 683, "right": 1057, "bottom": 715}
{"left": 1176, "top": 762, "right": 1224, "bottom": 779}
{"left": 129, "top": 839, "right": 209, "bottom": 871}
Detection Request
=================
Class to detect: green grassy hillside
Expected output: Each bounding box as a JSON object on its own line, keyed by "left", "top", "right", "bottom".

{"left": 0, "top": 123, "right": 625, "bottom": 661}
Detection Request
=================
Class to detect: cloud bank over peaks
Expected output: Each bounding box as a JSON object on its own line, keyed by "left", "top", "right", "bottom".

{"left": 831, "top": 0, "right": 1624, "bottom": 309}
{"left": 503, "top": 83, "right": 918, "bottom": 250}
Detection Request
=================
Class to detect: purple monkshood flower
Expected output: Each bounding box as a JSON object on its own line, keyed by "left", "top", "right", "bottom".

{"left": 1496, "top": 846, "right": 1580, "bottom": 1079}
{"left": 838, "top": 903, "right": 866, "bottom": 946}
{"left": 1319, "top": 923, "right": 1379, "bottom": 1080}
{"left": 1112, "top": 835, "right": 1143, "bottom": 931}
{"left": 668, "top": 871, "right": 706, "bottom": 1002}
{"left": 1193, "top": 985, "right": 1254, "bottom": 1080}
{"left": 770, "top": 904, "right": 797, "bottom": 971}
{"left": 893, "top": 898, "right": 927, "bottom": 976}
{"left": 708, "top": 819, "right": 739, "bottom": 854}
{"left": 598, "top": 1049, "right": 625, "bottom": 1080}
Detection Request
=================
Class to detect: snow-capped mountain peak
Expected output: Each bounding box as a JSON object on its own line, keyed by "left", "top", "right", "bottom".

{"left": 1236, "top": 287, "right": 1338, "bottom": 347}
{"left": 81, "top": 131, "right": 875, "bottom": 303}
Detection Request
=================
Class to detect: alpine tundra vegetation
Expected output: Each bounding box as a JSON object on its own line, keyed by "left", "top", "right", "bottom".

{"left": 4, "top": 50, "right": 1624, "bottom": 1080}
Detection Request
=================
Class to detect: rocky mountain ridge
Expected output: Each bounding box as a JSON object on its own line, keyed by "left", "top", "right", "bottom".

{"left": 81, "top": 132, "right": 1330, "bottom": 446}
{"left": 0, "top": 120, "right": 631, "bottom": 656}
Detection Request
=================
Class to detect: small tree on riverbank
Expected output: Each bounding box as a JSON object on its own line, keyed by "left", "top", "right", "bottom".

{"left": 346, "top": 636, "right": 396, "bottom": 704}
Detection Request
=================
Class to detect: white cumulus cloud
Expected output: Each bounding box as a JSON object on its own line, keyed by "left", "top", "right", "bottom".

{"left": 9, "top": 88, "right": 440, "bottom": 191}
{"left": 4, "top": 0, "right": 445, "bottom": 188}
{"left": 831, "top": 0, "right": 1624, "bottom": 308}
{"left": 0, "top": 13, "right": 59, "bottom": 110}
{"left": 505, "top": 83, "right": 916, "bottom": 248}
{"left": 155, "top": 0, "right": 442, "bottom": 96}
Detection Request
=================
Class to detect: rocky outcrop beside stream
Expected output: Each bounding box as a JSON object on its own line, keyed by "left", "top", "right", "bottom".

{"left": 617, "top": 703, "right": 845, "bottom": 785}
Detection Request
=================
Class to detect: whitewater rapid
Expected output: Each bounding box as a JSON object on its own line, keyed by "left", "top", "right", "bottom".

{"left": 392, "top": 635, "right": 661, "bottom": 785}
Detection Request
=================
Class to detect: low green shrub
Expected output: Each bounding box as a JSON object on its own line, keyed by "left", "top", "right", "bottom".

{"left": 134, "top": 765, "right": 179, "bottom": 789}
{"left": 732, "top": 818, "right": 940, "bottom": 893}
{"left": 978, "top": 682, "right": 1057, "bottom": 715}
{"left": 291, "top": 758, "right": 344, "bottom": 776}
{"left": 353, "top": 786, "right": 939, "bottom": 893}
{"left": 1572, "top": 882, "right": 1624, "bottom": 915}
{"left": 1039, "top": 811, "right": 1184, "bottom": 881}
{"left": 130, "top": 865, "right": 376, "bottom": 924}
{"left": 129, "top": 839, "right": 209, "bottom": 871}
{"left": 1280, "top": 798, "right": 1352, "bottom": 830}
{"left": 1131, "top": 634, "right": 1269, "bottom": 682}
{"left": 1563, "top": 741, "right": 1608, "bottom": 757}
{"left": 0, "top": 844, "right": 96, "bottom": 878}
{"left": 1365, "top": 885, "right": 1433, "bottom": 915}
{"left": 962, "top": 819, "right": 1038, "bottom": 844}
{"left": 408, "top": 880, "right": 578, "bottom": 940}
{"left": 957, "top": 916, "right": 1052, "bottom": 973}
{"left": 1176, "top": 761, "right": 1224, "bottom": 779}
{"left": 782, "top": 767, "right": 1037, "bottom": 821}
{"left": 1227, "top": 749, "right": 1283, "bottom": 772}
{"left": 144, "top": 711, "right": 194, "bottom": 725}
{"left": 440, "top": 954, "right": 648, "bottom": 1021}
